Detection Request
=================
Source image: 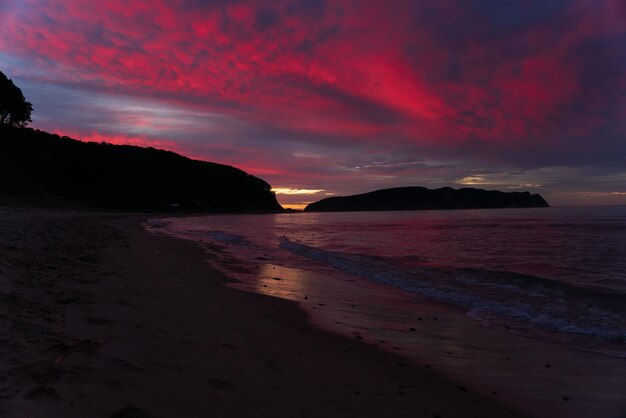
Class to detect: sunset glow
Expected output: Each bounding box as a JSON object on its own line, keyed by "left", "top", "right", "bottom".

{"left": 1, "top": 0, "right": 625, "bottom": 207}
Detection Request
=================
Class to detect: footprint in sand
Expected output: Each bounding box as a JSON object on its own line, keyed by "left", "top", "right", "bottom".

{"left": 209, "top": 379, "right": 235, "bottom": 390}
{"left": 109, "top": 404, "right": 153, "bottom": 418}
{"left": 23, "top": 385, "right": 60, "bottom": 400}
{"left": 0, "top": 374, "right": 21, "bottom": 399}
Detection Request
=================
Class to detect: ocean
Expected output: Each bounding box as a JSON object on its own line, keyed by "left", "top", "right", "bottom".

{"left": 149, "top": 206, "right": 626, "bottom": 350}
{"left": 147, "top": 206, "right": 626, "bottom": 416}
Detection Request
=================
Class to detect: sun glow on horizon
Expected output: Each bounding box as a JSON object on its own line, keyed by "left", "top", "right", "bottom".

{"left": 281, "top": 204, "right": 308, "bottom": 211}
{"left": 272, "top": 188, "right": 325, "bottom": 195}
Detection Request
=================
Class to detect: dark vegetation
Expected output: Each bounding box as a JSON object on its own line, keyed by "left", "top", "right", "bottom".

{"left": 304, "top": 186, "right": 549, "bottom": 212}
{"left": 0, "top": 125, "right": 283, "bottom": 212}
{"left": 0, "top": 69, "right": 282, "bottom": 212}
{"left": 0, "top": 71, "right": 33, "bottom": 128}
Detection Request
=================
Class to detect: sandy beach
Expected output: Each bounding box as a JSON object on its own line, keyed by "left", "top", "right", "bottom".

{"left": 0, "top": 208, "right": 525, "bottom": 417}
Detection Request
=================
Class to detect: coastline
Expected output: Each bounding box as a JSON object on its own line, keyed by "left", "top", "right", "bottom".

{"left": 1, "top": 208, "right": 518, "bottom": 417}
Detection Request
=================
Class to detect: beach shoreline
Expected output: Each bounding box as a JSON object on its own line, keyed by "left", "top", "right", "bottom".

{"left": 150, "top": 212, "right": 626, "bottom": 418}
{"left": 0, "top": 208, "right": 522, "bottom": 417}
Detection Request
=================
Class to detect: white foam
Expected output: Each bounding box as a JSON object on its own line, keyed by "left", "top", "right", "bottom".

{"left": 280, "top": 238, "right": 626, "bottom": 341}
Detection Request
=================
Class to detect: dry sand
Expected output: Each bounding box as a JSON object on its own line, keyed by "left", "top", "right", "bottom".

{"left": 0, "top": 208, "right": 526, "bottom": 417}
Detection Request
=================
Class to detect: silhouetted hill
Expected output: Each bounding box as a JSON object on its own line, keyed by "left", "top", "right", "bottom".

{"left": 304, "top": 186, "right": 549, "bottom": 212}
{"left": 0, "top": 125, "right": 283, "bottom": 212}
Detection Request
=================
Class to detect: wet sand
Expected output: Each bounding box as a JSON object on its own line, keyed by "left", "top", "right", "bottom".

{"left": 0, "top": 208, "right": 520, "bottom": 417}
{"left": 235, "top": 264, "right": 626, "bottom": 418}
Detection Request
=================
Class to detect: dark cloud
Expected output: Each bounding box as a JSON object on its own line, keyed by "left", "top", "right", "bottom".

{"left": 255, "top": 8, "right": 278, "bottom": 29}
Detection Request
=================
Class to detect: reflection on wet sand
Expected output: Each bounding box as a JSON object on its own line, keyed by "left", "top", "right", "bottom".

{"left": 231, "top": 261, "right": 626, "bottom": 418}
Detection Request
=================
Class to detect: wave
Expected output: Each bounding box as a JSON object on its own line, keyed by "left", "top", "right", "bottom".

{"left": 280, "top": 239, "right": 626, "bottom": 341}
{"left": 145, "top": 218, "right": 171, "bottom": 229}
{"left": 204, "top": 231, "right": 252, "bottom": 246}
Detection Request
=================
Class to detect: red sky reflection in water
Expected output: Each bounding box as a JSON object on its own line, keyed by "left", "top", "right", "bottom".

{"left": 1, "top": 0, "right": 625, "bottom": 207}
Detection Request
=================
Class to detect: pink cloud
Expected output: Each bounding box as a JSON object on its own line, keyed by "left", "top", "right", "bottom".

{"left": 1, "top": 0, "right": 625, "bottom": 205}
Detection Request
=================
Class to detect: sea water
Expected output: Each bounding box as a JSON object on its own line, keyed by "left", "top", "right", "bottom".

{"left": 148, "top": 206, "right": 626, "bottom": 355}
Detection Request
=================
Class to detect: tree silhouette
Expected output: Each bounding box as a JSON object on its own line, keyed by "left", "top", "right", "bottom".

{"left": 0, "top": 70, "right": 33, "bottom": 128}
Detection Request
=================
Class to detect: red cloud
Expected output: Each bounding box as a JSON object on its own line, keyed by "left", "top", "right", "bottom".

{"left": 1, "top": 0, "right": 625, "bottom": 206}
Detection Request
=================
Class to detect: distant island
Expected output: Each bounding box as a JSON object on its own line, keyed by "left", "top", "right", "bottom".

{"left": 0, "top": 125, "right": 283, "bottom": 212}
{"left": 304, "top": 186, "right": 549, "bottom": 212}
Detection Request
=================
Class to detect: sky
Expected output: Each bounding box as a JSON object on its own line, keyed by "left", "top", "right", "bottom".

{"left": 1, "top": 0, "right": 625, "bottom": 209}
